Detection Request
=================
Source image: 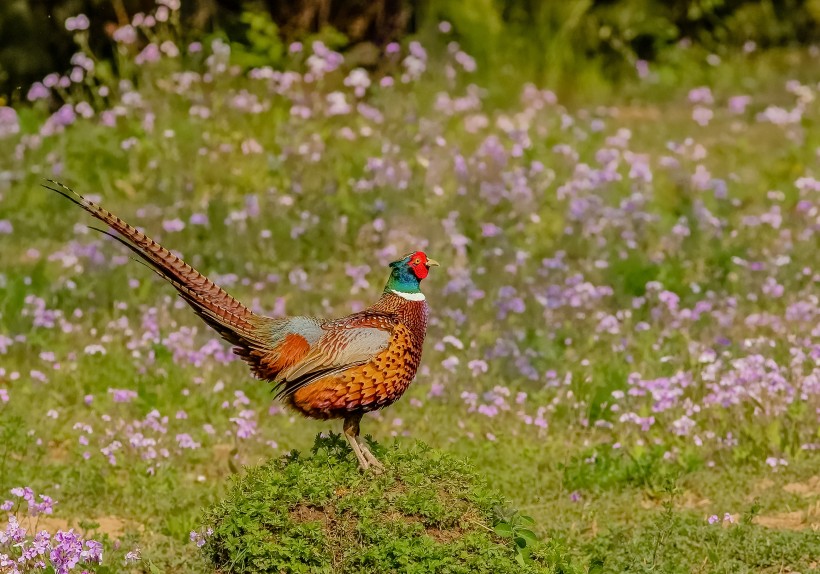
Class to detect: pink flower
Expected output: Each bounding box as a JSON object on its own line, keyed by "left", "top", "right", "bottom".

{"left": 241, "top": 138, "right": 263, "bottom": 155}
{"left": 467, "top": 360, "right": 488, "bottom": 376}
{"left": 728, "top": 95, "right": 751, "bottom": 114}
{"left": 109, "top": 388, "right": 137, "bottom": 403}
{"left": 635, "top": 59, "right": 650, "bottom": 78}
{"left": 65, "top": 14, "right": 90, "bottom": 31}
{"left": 160, "top": 41, "right": 180, "bottom": 57}
{"left": 692, "top": 106, "right": 713, "bottom": 126}
{"left": 162, "top": 218, "right": 185, "bottom": 232}
{"left": 135, "top": 44, "right": 161, "bottom": 65}
{"left": 688, "top": 86, "right": 714, "bottom": 104}
{"left": 27, "top": 82, "right": 50, "bottom": 101}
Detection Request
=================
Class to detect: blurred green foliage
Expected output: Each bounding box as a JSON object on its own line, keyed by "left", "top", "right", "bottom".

{"left": 228, "top": 10, "right": 286, "bottom": 69}
{"left": 418, "top": 0, "right": 820, "bottom": 90}
{"left": 2, "top": 0, "right": 820, "bottom": 99}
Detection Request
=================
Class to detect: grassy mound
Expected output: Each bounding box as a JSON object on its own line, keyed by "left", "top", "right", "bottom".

{"left": 201, "top": 434, "right": 574, "bottom": 574}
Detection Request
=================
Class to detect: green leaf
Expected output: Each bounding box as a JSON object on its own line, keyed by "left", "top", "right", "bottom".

{"left": 708, "top": 548, "right": 720, "bottom": 564}
{"left": 515, "top": 545, "right": 532, "bottom": 566}
{"left": 515, "top": 551, "right": 527, "bottom": 567}
{"left": 518, "top": 528, "right": 538, "bottom": 545}
{"left": 518, "top": 514, "right": 536, "bottom": 526}
{"left": 765, "top": 420, "right": 781, "bottom": 449}
{"left": 494, "top": 522, "right": 514, "bottom": 538}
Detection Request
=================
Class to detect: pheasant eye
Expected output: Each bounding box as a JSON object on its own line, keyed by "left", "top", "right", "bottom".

{"left": 413, "top": 258, "right": 421, "bottom": 265}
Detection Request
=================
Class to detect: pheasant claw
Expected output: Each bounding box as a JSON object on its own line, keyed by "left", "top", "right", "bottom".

{"left": 357, "top": 438, "right": 384, "bottom": 473}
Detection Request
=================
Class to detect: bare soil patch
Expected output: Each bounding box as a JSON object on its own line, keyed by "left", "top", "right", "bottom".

{"left": 16, "top": 514, "right": 134, "bottom": 538}
{"left": 783, "top": 476, "right": 820, "bottom": 497}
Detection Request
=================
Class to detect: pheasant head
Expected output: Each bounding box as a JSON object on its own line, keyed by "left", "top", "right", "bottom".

{"left": 384, "top": 251, "right": 439, "bottom": 295}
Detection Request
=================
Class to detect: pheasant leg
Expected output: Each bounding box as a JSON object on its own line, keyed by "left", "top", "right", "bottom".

{"left": 343, "top": 428, "right": 370, "bottom": 470}
{"left": 343, "top": 414, "right": 371, "bottom": 471}
{"left": 356, "top": 437, "right": 384, "bottom": 471}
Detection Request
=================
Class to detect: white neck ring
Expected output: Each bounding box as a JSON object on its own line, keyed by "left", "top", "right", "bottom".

{"left": 390, "top": 290, "right": 426, "bottom": 301}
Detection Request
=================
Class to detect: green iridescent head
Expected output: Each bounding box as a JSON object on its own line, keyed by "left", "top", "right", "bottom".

{"left": 384, "top": 251, "right": 440, "bottom": 294}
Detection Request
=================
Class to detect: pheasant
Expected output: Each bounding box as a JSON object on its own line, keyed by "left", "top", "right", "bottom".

{"left": 43, "top": 180, "right": 438, "bottom": 471}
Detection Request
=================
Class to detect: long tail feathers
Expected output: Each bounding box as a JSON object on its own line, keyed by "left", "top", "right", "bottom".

{"left": 43, "top": 180, "right": 263, "bottom": 346}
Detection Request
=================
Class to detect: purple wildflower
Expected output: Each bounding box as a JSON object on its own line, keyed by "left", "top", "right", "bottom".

{"left": 65, "top": 14, "right": 90, "bottom": 31}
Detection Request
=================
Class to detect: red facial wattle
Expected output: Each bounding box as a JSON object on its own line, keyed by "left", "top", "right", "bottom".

{"left": 412, "top": 263, "right": 429, "bottom": 279}
{"left": 408, "top": 251, "right": 429, "bottom": 279}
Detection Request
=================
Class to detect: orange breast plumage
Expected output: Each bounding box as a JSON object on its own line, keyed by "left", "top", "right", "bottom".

{"left": 289, "top": 323, "right": 421, "bottom": 419}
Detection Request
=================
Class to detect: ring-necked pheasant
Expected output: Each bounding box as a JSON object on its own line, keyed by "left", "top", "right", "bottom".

{"left": 43, "top": 180, "right": 438, "bottom": 471}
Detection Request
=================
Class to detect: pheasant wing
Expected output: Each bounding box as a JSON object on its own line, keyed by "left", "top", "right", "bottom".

{"left": 273, "top": 312, "right": 396, "bottom": 398}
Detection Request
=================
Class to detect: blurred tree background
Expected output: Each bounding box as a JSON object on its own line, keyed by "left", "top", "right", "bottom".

{"left": 2, "top": 0, "right": 820, "bottom": 99}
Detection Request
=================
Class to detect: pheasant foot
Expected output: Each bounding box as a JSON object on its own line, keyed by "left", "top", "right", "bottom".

{"left": 356, "top": 437, "right": 384, "bottom": 473}
{"left": 343, "top": 413, "right": 381, "bottom": 472}
{"left": 343, "top": 429, "right": 370, "bottom": 470}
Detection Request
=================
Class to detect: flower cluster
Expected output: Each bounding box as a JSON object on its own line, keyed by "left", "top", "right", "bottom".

{"left": 0, "top": 488, "right": 103, "bottom": 573}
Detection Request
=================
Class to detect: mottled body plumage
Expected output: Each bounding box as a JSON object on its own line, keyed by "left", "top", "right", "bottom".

{"left": 44, "top": 180, "right": 438, "bottom": 471}
{"left": 288, "top": 293, "right": 429, "bottom": 419}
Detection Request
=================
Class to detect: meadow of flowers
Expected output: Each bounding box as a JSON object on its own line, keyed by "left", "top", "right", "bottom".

{"left": 1, "top": 1, "right": 819, "bottom": 571}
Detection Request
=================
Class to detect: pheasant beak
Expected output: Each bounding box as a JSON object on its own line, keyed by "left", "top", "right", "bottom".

{"left": 426, "top": 258, "right": 440, "bottom": 268}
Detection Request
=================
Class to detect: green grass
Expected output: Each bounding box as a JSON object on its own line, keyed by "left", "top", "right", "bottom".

{"left": 1, "top": 10, "right": 820, "bottom": 572}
